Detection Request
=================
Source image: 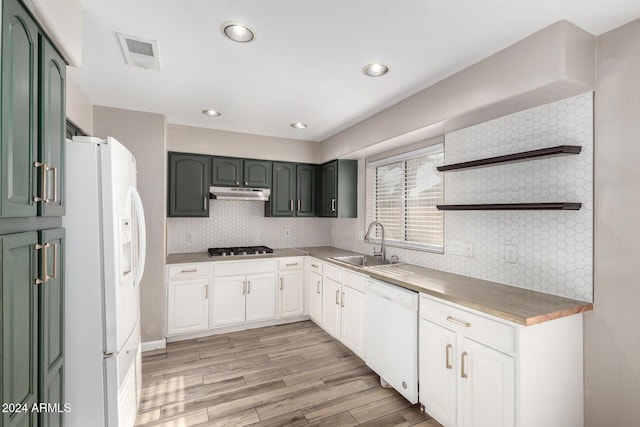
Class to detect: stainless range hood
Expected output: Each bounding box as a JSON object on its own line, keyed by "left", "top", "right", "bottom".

{"left": 209, "top": 186, "right": 271, "bottom": 201}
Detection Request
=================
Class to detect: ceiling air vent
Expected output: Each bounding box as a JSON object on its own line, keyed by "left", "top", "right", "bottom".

{"left": 117, "top": 33, "right": 161, "bottom": 71}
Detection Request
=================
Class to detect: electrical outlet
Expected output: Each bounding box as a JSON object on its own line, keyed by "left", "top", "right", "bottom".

{"left": 284, "top": 229, "right": 291, "bottom": 238}
{"left": 505, "top": 245, "right": 517, "bottom": 263}
{"left": 463, "top": 242, "right": 474, "bottom": 258}
{"left": 449, "top": 241, "right": 462, "bottom": 256}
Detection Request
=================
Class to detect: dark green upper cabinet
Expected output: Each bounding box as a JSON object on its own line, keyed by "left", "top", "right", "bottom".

{"left": 211, "top": 157, "right": 242, "bottom": 187}
{"left": 267, "top": 162, "right": 295, "bottom": 217}
{"left": 212, "top": 156, "right": 271, "bottom": 188}
{"left": 38, "top": 228, "right": 64, "bottom": 427}
{"left": 317, "top": 159, "right": 357, "bottom": 218}
{"left": 266, "top": 162, "right": 317, "bottom": 217}
{"left": 1, "top": 232, "right": 38, "bottom": 427}
{"left": 296, "top": 164, "right": 316, "bottom": 217}
{"left": 39, "top": 35, "right": 66, "bottom": 217}
{"left": 168, "top": 152, "right": 211, "bottom": 217}
{"left": 244, "top": 159, "right": 271, "bottom": 188}
{"left": 1, "top": 0, "right": 39, "bottom": 217}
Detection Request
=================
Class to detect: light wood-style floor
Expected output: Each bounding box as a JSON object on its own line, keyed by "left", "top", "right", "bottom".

{"left": 136, "top": 320, "right": 443, "bottom": 426}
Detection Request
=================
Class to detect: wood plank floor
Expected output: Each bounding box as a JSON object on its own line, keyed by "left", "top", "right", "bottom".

{"left": 136, "top": 321, "right": 443, "bottom": 427}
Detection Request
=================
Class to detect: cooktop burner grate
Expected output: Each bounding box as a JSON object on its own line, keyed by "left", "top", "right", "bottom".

{"left": 208, "top": 246, "right": 274, "bottom": 257}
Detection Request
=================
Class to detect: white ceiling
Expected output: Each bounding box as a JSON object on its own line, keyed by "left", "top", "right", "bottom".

{"left": 70, "top": 0, "right": 640, "bottom": 142}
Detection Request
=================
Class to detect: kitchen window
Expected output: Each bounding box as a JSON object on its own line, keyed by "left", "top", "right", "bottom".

{"left": 366, "top": 143, "right": 444, "bottom": 253}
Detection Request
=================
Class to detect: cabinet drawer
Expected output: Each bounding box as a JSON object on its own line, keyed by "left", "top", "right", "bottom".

{"left": 324, "top": 262, "right": 343, "bottom": 283}
{"left": 279, "top": 257, "right": 304, "bottom": 270}
{"left": 168, "top": 263, "right": 210, "bottom": 279}
{"left": 342, "top": 269, "right": 367, "bottom": 293}
{"left": 420, "top": 295, "right": 515, "bottom": 354}
{"left": 305, "top": 257, "right": 323, "bottom": 274}
{"left": 214, "top": 259, "right": 277, "bottom": 276}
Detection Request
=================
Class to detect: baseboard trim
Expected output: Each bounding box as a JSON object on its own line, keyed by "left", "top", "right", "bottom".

{"left": 142, "top": 338, "right": 167, "bottom": 352}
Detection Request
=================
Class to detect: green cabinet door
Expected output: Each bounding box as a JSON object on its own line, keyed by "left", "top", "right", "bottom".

{"left": 1, "top": 0, "right": 39, "bottom": 217}
{"left": 319, "top": 161, "right": 337, "bottom": 217}
{"left": 211, "top": 157, "right": 242, "bottom": 187}
{"left": 39, "top": 36, "right": 66, "bottom": 217}
{"left": 168, "top": 152, "right": 211, "bottom": 217}
{"left": 38, "top": 228, "right": 64, "bottom": 427}
{"left": 269, "top": 162, "right": 295, "bottom": 217}
{"left": 296, "top": 164, "right": 316, "bottom": 217}
{"left": 1, "top": 232, "right": 38, "bottom": 427}
{"left": 244, "top": 160, "right": 271, "bottom": 188}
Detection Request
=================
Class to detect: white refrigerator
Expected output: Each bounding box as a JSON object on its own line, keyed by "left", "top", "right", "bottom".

{"left": 62, "top": 136, "right": 147, "bottom": 427}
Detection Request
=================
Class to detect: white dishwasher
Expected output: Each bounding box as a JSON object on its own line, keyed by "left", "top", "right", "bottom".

{"left": 365, "top": 278, "right": 419, "bottom": 404}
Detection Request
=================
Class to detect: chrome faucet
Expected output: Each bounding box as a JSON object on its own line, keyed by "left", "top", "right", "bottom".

{"left": 364, "top": 221, "right": 385, "bottom": 260}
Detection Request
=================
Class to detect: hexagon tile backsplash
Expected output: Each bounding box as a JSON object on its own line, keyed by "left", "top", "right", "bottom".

{"left": 331, "top": 92, "right": 593, "bottom": 302}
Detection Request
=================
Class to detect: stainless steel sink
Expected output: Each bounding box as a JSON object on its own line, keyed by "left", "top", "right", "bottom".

{"left": 332, "top": 255, "right": 391, "bottom": 267}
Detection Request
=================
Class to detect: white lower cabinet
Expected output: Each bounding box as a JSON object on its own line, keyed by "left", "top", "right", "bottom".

{"left": 211, "top": 260, "right": 277, "bottom": 328}
{"left": 321, "top": 277, "right": 342, "bottom": 339}
{"left": 166, "top": 263, "right": 210, "bottom": 336}
{"left": 340, "top": 270, "right": 367, "bottom": 359}
{"left": 278, "top": 258, "right": 304, "bottom": 318}
{"left": 308, "top": 270, "right": 323, "bottom": 323}
{"left": 419, "top": 293, "right": 583, "bottom": 427}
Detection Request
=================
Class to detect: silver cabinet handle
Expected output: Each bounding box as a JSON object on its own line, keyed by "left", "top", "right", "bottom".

{"left": 34, "top": 243, "right": 51, "bottom": 284}
{"left": 247, "top": 280, "right": 251, "bottom": 294}
{"left": 204, "top": 285, "right": 208, "bottom": 299}
{"left": 45, "top": 166, "right": 58, "bottom": 203}
{"left": 297, "top": 200, "right": 301, "bottom": 211}
{"left": 461, "top": 351, "right": 469, "bottom": 379}
{"left": 285, "top": 263, "right": 298, "bottom": 267}
{"left": 331, "top": 198, "right": 336, "bottom": 212}
{"left": 316, "top": 281, "right": 321, "bottom": 294}
{"left": 33, "top": 162, "right": 47, "bottom": 203}
{"left": 446, "top": 316, "right": 471, "bottom": 328}
{"left": 290, "top": 199, "right": 294, "bottom": 211}
{"left": 204, "top": 197, "right": 207, "bottom": 210}
{"left": 280, "top": 277, "right": 284, "bottom": 290}
{"left": 335, "top": 290, "right": 340, "bottom": 305}
{"left": 244, "top": 181, "right": 248, "bottom": 186}
{"left": 181, "top": 268, "right": 197, "bottom": 273}
{"left": 236, "top": 181, "right": 240, "bottom": 186}
{"left": 50, "top": 243, "right": 58, "bottom": 279}
{"left": 445, "top": 344, "right": 453, "bottom": 370}
{"left": 341, "top": 292, "right": 345, "bottom": 307}
{"left": 242, "top": 281, "right": 247, "bottom": 294}
{"left": 311, "top": 264, "right": 319, "bottom": 268}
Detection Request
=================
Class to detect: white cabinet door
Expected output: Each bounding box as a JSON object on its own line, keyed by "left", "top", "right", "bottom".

{"left": 278, "top": 270, "right": 304, "bottom": 318}
{"left": 460, "top": 338, "right": 514, "bottom": 427}
{"left": 419, "top": 319, "right": 457, "bottom": 427}
{"left": 321, "top": 277, "right": 342, "bottom": 339}
{"left": 340, "top": 284, "right": 366, "bottom": 359}
{"left": 245, "top": 273, "right": 276, "bottom": 322}
{"left": 167, "top": 279, "right": 209, "bottom": 335}
{"left": 212, "top": 275, "right": 246, "bottom": 327}
{"left": 309, "top": 271, "right": 323, "bottom": 323}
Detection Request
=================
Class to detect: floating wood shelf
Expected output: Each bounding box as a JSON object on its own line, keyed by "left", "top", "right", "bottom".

{"left": 437, "top": 203, "right": 582, "bottom": 211}
{"left": 437, "top": 145, "right": 582, "bottom": 172}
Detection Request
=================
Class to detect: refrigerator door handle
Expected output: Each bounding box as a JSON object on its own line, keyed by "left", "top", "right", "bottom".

{"left": 130, "top": 187, "right": 147, "bottom": 287}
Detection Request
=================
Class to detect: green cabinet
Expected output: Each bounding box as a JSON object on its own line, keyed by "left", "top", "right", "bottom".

{"left": 317, "top": 159, "right": 357, "bottom": 218}
{"left": 212, "top": 156, "right": 271, "bottom": 188}
{"left": 1, "top": 0, "right": 66, "bottom": 218}
{"left": 168, "top": 152, "right": 211, "bottom": 217}
{"left": 1, "top": 0, "right": 39, "bottom": 218}
{"left": 1, "top": 231, "right": 38, "bottom": 427}
{"left": 38, "top": 228, "right": 64, "bottom": 427}
{"left": 266, "top": 162, "right": 316, "bottom": 217}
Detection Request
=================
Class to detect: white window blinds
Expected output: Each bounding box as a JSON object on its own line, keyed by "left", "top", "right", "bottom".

{"left": 366, "top": 144, "right": 444, "bottom": 252}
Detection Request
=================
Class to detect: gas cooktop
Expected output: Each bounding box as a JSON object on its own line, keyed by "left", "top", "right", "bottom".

{"left": 207, "top": 246, "right": 274, "bottom": 257}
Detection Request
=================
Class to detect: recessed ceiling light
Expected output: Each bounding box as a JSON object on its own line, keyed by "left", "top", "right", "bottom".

{"left": 363, "top": 63, "right": 390, "bottom": 77}
{"left": 290, "top": 122, "right": 307, "bottom": 129}
{"left": 202, "top": 109, "right": 221, "bottom": 117}
{"left": 221, "top": 22, "right": 255, "bottom": 43}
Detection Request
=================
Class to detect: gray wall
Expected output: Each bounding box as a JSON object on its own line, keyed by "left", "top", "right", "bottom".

{"left": 93, "top": 106, "right": 167, "bottom": 343}
{"left": 585, "top": 18, "right": 640, "bottom": 425}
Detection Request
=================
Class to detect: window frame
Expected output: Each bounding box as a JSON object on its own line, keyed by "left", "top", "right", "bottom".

{"left": 365, "top": 143, "right": 445, "bottom": 254}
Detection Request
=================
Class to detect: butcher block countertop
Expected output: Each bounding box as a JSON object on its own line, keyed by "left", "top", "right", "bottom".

{"left": 166, "top": 246, "right": 593, "bottom": 326}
